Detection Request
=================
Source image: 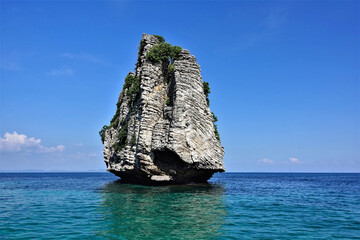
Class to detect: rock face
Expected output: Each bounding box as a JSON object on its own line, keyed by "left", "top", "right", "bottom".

{"left": 101, "top": 34, "right": 224, "bottom": 184}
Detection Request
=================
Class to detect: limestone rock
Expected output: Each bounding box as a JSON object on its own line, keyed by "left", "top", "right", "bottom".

{"left": 101, "top": 33, "right": 224, "bottom": 184}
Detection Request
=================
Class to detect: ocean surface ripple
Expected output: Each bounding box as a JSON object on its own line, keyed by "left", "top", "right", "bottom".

{"left": 0, "top": 172, "right": 359, "bottom": 239}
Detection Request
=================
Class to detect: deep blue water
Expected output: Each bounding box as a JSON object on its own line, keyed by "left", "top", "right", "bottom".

{"left": 0, "top": 172, "right": 359, "bottom": 239}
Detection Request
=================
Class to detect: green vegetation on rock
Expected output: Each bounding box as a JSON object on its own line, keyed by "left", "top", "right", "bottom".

{"left": 153, "top": 35, "right": 165, "bottom": 43}
{"left": 212, "top": 112, "right": 220, "bottom": 142}
{"left": 130, "top": 133, "right": 137, "bottom": 147}
{"left": 138, "top": 39, "right": 146, "bottom": 57}
{"left": 203, "top": 82, "right": 220, "bottom": 142}
{"left": 113, "top": 121, "right": 128, "bottom": 151}
{"left": 100, "top": 72, "right": 140, "bottom": 145}
{"left": 127, "top": 76, "right": 141, "bottom": 106}
{"left": 166, "top": 97, "right": 171, "bottom": 106}
{"left": 101, "top": 34, "right": 221, "bottom": 147}
{"left": 145, "top": 36, "right": 181, "bottom": 102}
{"left": 124, "top": 74, "right": 135, "bottom": 89}
{"left": 109, "top": 100, "right": 122, "bottom": 128}
{"left": 146, "top": 43, "right": 182, "bottom": 64}
{"left": 212, "top": 112, "right": 218, "bottom": 123}
{"left": 203, "top": 81, "right": 210, "bottom": 106}
{"left": 169, "top": 63, "right": 175, "bottom": 73}
{"left": 99, "top": 125, "right": 109, "bottom": 144}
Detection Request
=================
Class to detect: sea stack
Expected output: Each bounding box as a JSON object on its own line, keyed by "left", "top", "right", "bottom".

{"left": 100, "top": 34, "right": 224, "bottom": 184}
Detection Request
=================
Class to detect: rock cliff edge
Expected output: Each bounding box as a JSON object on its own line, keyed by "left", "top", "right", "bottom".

{"left": 100, "top": 34, "right": 224, "bottom": 184}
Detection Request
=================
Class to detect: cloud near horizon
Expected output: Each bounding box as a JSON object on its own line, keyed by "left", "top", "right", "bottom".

{"left": 289, "top": 157, "right": 301, "bottom": 164}
{"left": 0, "top": 132, "right": 65, "bottom": 153}
{"left": 259, "top": 158, "right": 274, "bottom": 164}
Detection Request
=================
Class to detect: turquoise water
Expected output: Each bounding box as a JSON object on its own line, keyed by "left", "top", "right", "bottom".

{"left": 0, "top": 173, "right": 359, "bottom": 239}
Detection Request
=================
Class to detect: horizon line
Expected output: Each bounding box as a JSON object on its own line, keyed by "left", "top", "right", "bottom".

{"left": 0, "top": 171, "right": 359, "bottom": 174}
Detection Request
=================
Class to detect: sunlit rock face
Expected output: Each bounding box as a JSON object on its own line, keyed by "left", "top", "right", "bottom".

{"left": 101, "top": 34, "right": 224, "bottom": 184}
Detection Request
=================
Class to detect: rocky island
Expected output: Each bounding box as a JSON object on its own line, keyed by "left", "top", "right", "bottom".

{"left": 100, "top": 34, "right": 224, "bottom": 184}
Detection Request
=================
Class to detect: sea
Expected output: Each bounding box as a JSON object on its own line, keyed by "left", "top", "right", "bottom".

{"left": 0, "top": 172, "right": 359, "bottom": 239}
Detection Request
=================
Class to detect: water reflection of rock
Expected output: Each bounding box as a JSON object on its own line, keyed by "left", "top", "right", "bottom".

{"left": 96, "top": 181, "right": 227, "bottom": 239}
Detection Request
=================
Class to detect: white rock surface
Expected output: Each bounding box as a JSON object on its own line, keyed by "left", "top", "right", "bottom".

{"left": 102, "top": 34, "right": 225, "bottom": 184}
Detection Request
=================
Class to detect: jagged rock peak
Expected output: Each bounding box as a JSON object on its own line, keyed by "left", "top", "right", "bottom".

{"left": 100, "top": 33, "right": 225, "bottom": 185}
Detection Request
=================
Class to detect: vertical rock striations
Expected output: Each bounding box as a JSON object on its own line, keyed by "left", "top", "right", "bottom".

{"left": 100, "top": 34, "right": 224, "bottom": 184}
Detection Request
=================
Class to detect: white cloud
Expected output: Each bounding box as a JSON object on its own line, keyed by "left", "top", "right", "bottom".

{"left": 56, "top": 145, "right": 65, "bottom": 151}
{"left": 71, "top": 152, "right": 100, "bottom": 159}
{"left": 0, "top": 132, "right": 65, "bottom": 153}
{"left": 289, "top": 157, "right": 301, "bottom": 164}
{"left": 73, "top": 143, "right": 83, "bottom": 147}
{"left": 46, "top": 67, "right": 73, "bottom": 76}
{"left": 88, "top": 152, "right": 100, "bottom": 157}
{"left": 39, "top": 144, "right": 65, "bottom": 153}
{"left": 259, "top": 158, "right": 274, "bottom": 164}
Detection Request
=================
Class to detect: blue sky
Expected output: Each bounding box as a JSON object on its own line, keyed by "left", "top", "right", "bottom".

{"left": 0, "top": 0, "right": 359, "bottom": 172}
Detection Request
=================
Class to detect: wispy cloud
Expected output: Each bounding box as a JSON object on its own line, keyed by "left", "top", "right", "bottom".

{"left": 46, "top": 67, "right": 73, "bottom": 76}
{"left": 71, "top": 151, "right": 100, "bottom": 159}
{"left": 88, "top": 152, "right": 100, "bottom": 157}
{"left": 259, "top": 158, "right": 274, "bottom": 164}
{"left": 289, "top": 157, "right": 302, "bottom": 164}
{"left": 62, "top": 53, "right": 101, "bottom": 63}
{"left": 73, "top": 143, "right": 83, "bottom": 147}
{"left": 0, "top": 132, "right": 65, "bottom": 153}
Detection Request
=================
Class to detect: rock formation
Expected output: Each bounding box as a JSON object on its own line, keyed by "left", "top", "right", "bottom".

{"left": 100, "top": 34, "right": 224, "bottom": 184}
